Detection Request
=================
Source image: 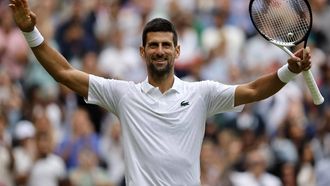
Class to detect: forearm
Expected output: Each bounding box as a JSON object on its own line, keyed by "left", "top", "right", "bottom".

{"left": 235, "top": 64, "right": 298, "bottom": 106}
{"left": 235, "top": 72, "right": 286, "bottom": 106}
{"left": 31, "top": 42, "right": 72, "bottom": 83}
{"left": 30, "top": 40, "right": 89, "bottom": 98}
{"left": 247, "top": 72, "right": 286, "bottom": 101}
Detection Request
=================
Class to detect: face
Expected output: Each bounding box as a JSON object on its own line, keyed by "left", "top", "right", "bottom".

{"left": 36, "top": 134, "right": 52, "bottom": 156}
{"left": 140, "top": 32, "right": 180, "bottom": 77}
{"left": 247, "top": 150, "right": 266, "bottom": 176}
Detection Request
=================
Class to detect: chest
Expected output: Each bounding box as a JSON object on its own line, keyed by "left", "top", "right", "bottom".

{"left": 122, "top": 90, "right": 205, "bottom": 120}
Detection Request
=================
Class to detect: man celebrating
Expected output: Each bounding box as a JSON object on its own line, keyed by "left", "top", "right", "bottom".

{"left": 9, "top": 0, "right": 311, "bottom": 185}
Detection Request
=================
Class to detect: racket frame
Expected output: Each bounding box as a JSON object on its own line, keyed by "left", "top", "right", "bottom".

{"left": 249, "top": 0, "right": 324, "bottom": 105}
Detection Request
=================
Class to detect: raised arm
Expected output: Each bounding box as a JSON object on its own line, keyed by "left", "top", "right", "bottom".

{"left": 9, "top": 0, "right": 89, "bottom": 98}
{"left": 234, "top": 48, "right": 311, "bottom": 106}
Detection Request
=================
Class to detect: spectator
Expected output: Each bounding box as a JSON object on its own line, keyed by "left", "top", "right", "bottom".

{"left": 0, "top": 4, "right": 29, "bottom": 81}
{"left": 297, "top": 141, "right": 316, "bottom": 186}
{"left": 200, "top": 138, "right": 223, "bottom": 186}
{"left": 200, "top": 7, "right": 245, "bottom": 83}
{"left": 100, "top": 116, "right": 125, "bottom": 186}
{"left": 169, "top": 4, "right": 202, "bottom": 78}
{"left": 97, "top": 27, "right": 144, "bottom": 81}
{"left": 310, "top": 0, "right": 330, "bottom": 53}
{"left": 55, "top": 0, "right": 98, "bottom": 64}
{"left": 315, "top": 155, "right": 330, "bottom": 186}
{"left": 0, "top": 69, "right": 23, "bottom": 133}
{"left": 27, "top": 131, "right": 67, "bottom": 186}
{"left": 12, "top": 120, "right": 36, "bottom": 186}
{"left": 56, "top": 107, "right": 100, "bottom": 170}
{"left": 0, "top": 111, "right": 14, "bottom": 186}
{"left": 231, "top": 148, "right": 282, "bottom": 186}
{"left": 70, "top": 148, "right": 113, "bottom": 186}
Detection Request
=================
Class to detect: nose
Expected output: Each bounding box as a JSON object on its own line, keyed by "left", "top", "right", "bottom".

{"left": 155, "top": 45, "right": 165, "bottom": 56}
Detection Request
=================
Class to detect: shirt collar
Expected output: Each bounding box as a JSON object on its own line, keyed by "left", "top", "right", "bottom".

{"left": 141, "top": 76, "right": 183, "bottom": 94}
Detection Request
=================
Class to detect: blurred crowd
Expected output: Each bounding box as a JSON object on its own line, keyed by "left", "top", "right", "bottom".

{"left": 0, "top": 0, "right": 330, "bottom": 185}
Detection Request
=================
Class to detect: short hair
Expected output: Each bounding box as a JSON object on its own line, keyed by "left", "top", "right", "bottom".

{"left": 142, "top": 18, "right": 178, "bottom": 47}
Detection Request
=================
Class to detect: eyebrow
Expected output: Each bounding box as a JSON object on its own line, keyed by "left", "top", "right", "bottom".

{"left": 147, "top": 41, "right": 173, "bottom": 46}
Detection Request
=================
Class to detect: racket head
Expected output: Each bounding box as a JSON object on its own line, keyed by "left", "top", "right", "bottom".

{"left": 249, "top": 0, "right": 313, "bottom": 47}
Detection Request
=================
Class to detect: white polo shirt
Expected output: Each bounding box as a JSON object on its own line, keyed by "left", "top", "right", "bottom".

{"left": 86, "top": 75, "right": 244, "bottom": 186}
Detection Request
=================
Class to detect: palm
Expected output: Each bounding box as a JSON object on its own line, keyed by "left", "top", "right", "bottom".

{"left": 9, "top": 0, "right": 35, "bottom": 32}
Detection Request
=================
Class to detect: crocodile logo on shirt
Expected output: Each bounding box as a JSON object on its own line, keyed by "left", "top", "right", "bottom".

{"left": 180, "top": 101, "right": 189, "bottom": 107}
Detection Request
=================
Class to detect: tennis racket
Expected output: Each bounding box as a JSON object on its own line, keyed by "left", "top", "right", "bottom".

{"left": 249, "top": 0, "right": 324, "bottom": 105}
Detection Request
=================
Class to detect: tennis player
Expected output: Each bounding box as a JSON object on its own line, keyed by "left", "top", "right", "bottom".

{"left": 9, "top": 0, "right": 312, "bottom": 185}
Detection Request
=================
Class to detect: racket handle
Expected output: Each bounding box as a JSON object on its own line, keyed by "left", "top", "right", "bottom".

{"left": 282, "top": 47, "right": 324, "bottom": 105}
{"left": 302, "top": 70, "right": 324, "bottom": 105}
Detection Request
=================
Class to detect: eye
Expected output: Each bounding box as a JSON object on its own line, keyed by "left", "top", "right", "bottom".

{"left": 162, "top": 42, "right": 172, "bottom": 48}
{"left": 148, "top": 42, "right": 158, "bottom": 49}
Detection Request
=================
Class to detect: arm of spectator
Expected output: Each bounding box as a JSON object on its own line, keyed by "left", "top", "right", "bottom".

{"left": 9, "top": 0, "right": 89, "bottom": 98}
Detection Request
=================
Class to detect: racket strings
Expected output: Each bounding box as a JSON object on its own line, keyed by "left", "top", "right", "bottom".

{"left": 251, "top": 0, "right": 311, "bottom": 44}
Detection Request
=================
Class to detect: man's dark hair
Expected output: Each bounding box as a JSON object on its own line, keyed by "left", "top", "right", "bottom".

{"left": 142, "top": 18, "right": 178, "bottom": 47}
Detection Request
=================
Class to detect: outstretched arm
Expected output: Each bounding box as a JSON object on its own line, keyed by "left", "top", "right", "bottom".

{"left": 234, "top": 48, "right": 311, "bottom": 106}
{"left": 9, "top": 0, "right": 89, "bottom": 98}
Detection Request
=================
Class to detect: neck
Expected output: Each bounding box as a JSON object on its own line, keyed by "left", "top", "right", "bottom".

{"left": 148, "top": 72, "right": 174, "bottom": 93}
{"left": 38, "top": 153, "right": 48, "bottom": 159}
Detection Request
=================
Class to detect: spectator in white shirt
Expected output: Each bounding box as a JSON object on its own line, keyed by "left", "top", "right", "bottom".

{"left": 231, "top": 148, "right": 282, "bottom": 186}
{"left": 27, "top": 131, "right": 67, "bottom": 186}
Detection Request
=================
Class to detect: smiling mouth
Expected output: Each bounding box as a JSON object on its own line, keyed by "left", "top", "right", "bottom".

{"left": 153, "top": 58, "right": 167, "bottom": 64}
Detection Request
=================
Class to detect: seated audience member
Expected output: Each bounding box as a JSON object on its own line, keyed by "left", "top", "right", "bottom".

{"left": 27, "top": 131, "right": 67, "bottom": 186}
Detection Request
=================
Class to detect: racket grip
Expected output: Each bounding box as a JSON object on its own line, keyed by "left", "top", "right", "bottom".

{"left": 302, "top": 70, "right": 324, "bottom": 105}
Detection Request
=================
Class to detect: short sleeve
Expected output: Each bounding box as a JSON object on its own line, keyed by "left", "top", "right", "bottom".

{"left": 85, "top": 74, "right": 129, "bottom": 115}
{"left": 200, "top": 80, "right": 244, "bottom": 117}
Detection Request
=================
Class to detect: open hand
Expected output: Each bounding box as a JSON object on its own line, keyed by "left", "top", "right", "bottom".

{"left": 8, "top": 0, "right": 36, "bottom": 32}
{"left": 287, "top": 47, "right": 312, "bottom": 73}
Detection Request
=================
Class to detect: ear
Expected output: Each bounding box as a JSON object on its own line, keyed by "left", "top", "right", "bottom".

{"left": 175, "top": 45, "right": 181, "bottom": 59}
{"left": 139, "top": 46, "right": 145, "bottom": 57}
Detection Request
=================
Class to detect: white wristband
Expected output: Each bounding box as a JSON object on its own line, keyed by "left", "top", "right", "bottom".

{"left": 22, "top": 27, "right": 44, "bottom": 47}
{"left": 277, "top": 64, "right": 297, "bottom": 83}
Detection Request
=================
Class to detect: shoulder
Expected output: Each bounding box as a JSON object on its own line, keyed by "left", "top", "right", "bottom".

{"left": 89, "top": 74, "right": 136, "bottom": 89}
{"left": 191, "top": 80, "right": 234, "bottom": 91}
{"left": 178, "top": 79, "right": 236, "bottom": 94}
{"left": 262, "top": 173, "right": 282, "bottom": 186}
{"left": 47, "top": 154, "right": 65, "bottom": 162}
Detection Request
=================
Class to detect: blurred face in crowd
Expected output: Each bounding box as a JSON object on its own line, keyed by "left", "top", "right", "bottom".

{"left": 140, "top": 32, "right": 180, "bottom": 78}
{"left": 36, "top": 132, "right": 53, "bottom": 158}
{"left": 246, "top": 149, "right": 267, "bottom": 178}
{"left": 72, "top": 108, "right": 93, "bottom": 136}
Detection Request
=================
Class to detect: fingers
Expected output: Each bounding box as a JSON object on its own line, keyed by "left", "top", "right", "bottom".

{"left": 301, "top": 48, "right": 312, "bottom": 71}
{"left": 8, "top": 4, "right": 16, "bottom": 10}
{"left": 293, "top": 48, "right": 304, "bottom": 60}
{"left": 294, "top": 47, "right": 311, "bottom": 59}
{"left": 8, "top": 0, "right": 21, "bottom": 10}
{"left": 302, "top": 47, "right": 311, "bottom": 60}
{"left": 9, "top": 0, "right": 20, "bottom": 7}
{"left": 30, "top": 11, "right": 37, "bottom": 25}
{"left": 8, "top": 0, "right": 35, "bottom": 32}
{"left": 8, "top": 0, "right": 17, "bottom": 9}
{"left": 8, "top": 0, "right": 26, "bottom": 9}
{"left": 288, "top": 47, "right": 312, "bottom": 73}
{"left": 9, "top": 0, "right": 16, "bottom": 4}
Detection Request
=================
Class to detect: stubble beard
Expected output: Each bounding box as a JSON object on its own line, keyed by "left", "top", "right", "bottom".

{"left": 147, "top": 57, "right": 174, "bottom": 79}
